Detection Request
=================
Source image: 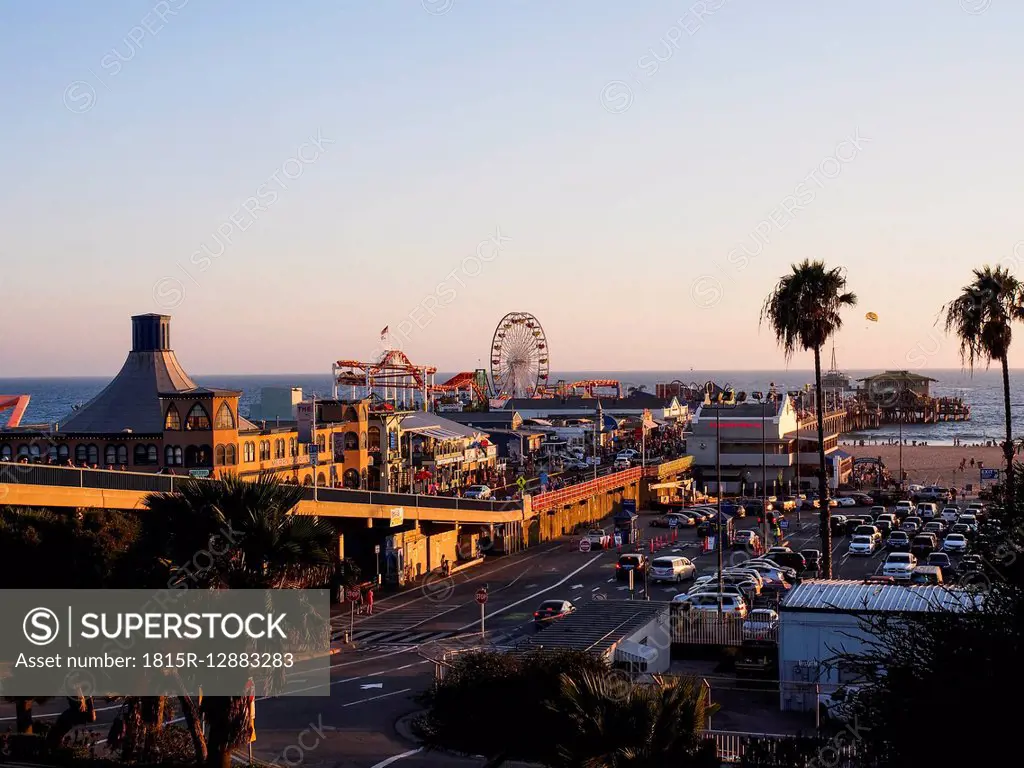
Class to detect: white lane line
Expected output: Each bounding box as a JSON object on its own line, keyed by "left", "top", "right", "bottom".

{"left": 457, "top": 554, "right": 602, "bottom": 630}
{"left": 342, "top": 688, "right": 411, "bottom": 708}
{"left": 591, "top": 586, "right": 601, "bottom": 591}
{"left": 570, "top": 584, "right": 583, "bottom": 590}
{"left": 371, "top": 747, "right": 424, "bottom": 768}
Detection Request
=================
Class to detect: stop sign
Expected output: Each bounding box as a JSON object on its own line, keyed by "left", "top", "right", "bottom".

{"left": 346, "top": 587, "right": 361, "bottom": 601}
{"left": 579, "top": 538, "right": 592, "bottom": 553}
{"left": 475, "top": 588, "right": 488, "bottom": 604}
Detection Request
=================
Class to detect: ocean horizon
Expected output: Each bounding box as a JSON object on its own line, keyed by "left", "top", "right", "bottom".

{"left": 3, "top": 367, "right": 1022, "bottom": 446}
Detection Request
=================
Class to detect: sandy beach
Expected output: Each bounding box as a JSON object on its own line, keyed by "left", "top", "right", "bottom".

{"left": 845, "top": 445, "right": 1004, "bottom": 489}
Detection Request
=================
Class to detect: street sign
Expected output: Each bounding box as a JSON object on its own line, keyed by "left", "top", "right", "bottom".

{"left": 613, "top": 534, "right": 622, "bottom": 547}
{"left": 346, "top": 587, "right": 360, "bottom": 601}
{"left": 308, "top": 445, "right": 320, "bottom": 466}
{"left": 779, "top": 520, "right": 790, "bottom": 530}
{"left": 475, "top": 588, "right": 488, "bottom": 604}
{"left": 516, "top": 476, "right": 527, "bottom": 490}
{"left": 981, "top": 468, "right": 999, "bottom": 480}
{"left": 579, "top": 538, "right": 592, "bottom": 553}
{"left": 390, "top": 507, "right": 404, "bottom": 527}
{"left": 374, "top": 544, "right": 381, "bottom": 554}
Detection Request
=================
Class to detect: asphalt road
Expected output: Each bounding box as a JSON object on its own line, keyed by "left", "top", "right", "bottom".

{"left": 0, "top": 503, "right": 919, "bottom": 767}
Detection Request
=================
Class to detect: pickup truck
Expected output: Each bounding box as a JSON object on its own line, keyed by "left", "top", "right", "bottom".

{"left": 582, "top": 528, "right": 612, "bottom": 549}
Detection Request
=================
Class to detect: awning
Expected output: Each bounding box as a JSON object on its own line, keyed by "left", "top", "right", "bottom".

{"left": 649, "top": 481, "right": 686, "bottom": 490}
{"left": 403, "top": 425, "right": 468, "bottom": 440}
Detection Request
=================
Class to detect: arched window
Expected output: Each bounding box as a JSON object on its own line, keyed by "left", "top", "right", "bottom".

{"left": 57, "top": 444, "right": 69, "bottom": 461}
{"left": 214, "top": 402, "right": 236, "bottom": 430}
{"left": 215, "top": 445, "right": 226, "bottom": 465}
{"left": 260, "top": 441, "right": 271, "bottom": 461}
{"left": 317, "top": 434, "right": 326, "bottom": 452}
{"left": 343, "top": 469, "right": 360, "bottom": 489}
{"left": 15, "top": 445, "right": 29, "bottom": 459}
{"left": 290, "top": 438, "right": 297, "bottom": 457}
{"left": 105, "top": 445, "right": 117, "bottom": 465}
{"left": 344, "top": 407, "right": 358, "bottom": 422}
{"left": 185, "top": 404, "right": 211, "bottom": 431}
{"left": 0, "top": 444, "right": 11, "bottom": 460}
{"left": 303, "top": 475, "right": 313, "bottom": 486}
{"left": 368, "top": 426, "right": 381, "bottom": 450}
{"left": 164, "top": 404, "right": 181, "bottom": 430}
{"left": 317, "top": 472, "right": 326, "bottom": 485}
{"left": 47, "top": 444, "right": 59, "bottom": 461}
{"left": 165, "top": 445, "right": 183, "bottom": 466}
{"left": 86, "top": 445, "right": 99, "bottom": 465}
{"left": 344, "top": 431, "right": 359, "bottom": 451}
{"left": 75, "top": 445, "right": 88, "bottom": 463}
{"left": 134, "top": 445, "right": 148, "bottom": 465}
{"left": 225, "top": 445, "right": 237, "bottom": 465}
{"left": 277, "top": 439, "right": 286, "bottom": 459}
{"left": 246, "top": 442, "right": 255, "bottom": 462}
{"left": 147, "top": 444, "right": 158, "bottom": 464}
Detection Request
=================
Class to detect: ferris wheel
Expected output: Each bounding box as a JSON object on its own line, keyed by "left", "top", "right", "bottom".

{"left": 489, "top": 312, "right": 550, "bottom": 398}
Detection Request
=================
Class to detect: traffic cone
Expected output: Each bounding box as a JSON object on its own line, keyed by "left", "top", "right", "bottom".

{"left": 649, "top": 538, "right": 655, "bottom": 553}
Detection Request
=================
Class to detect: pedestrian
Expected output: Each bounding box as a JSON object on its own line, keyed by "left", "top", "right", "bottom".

{"left": 366, "top": 587, "right": 374, "bottom": 615}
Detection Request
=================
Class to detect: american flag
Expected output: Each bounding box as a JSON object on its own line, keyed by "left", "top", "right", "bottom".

{"left": 642, "top": 408, "right": 657, "bottom": 431}
{"left": 380, "top": 325, "right": 389, "bottom": 341}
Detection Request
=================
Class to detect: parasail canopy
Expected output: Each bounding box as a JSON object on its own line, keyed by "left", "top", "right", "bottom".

{"left": 865, "top": 312, "right": 878, "bottom": 322}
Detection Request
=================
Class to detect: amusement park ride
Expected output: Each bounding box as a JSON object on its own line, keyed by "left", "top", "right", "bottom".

{"left": 0, "top": 394, "right": 30, "bottom": 427}
{"left": 332, "top": 312, "right": 625, "bottom": 411}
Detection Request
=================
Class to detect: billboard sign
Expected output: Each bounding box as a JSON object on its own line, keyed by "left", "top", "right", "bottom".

{"left": 297, "top": 401, "right": 314, "bottom": 443}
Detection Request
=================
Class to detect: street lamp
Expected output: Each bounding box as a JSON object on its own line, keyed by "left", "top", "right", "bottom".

{"left": 702, "top": 381, "right": 727, "bottom": 614}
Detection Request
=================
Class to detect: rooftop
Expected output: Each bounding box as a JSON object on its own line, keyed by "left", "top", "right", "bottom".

{"left": 500, "top": 392, "right": 672, "bottom": 411}
{"left": 511, "top": 599, "right": 667, "bottom": 656}
{"left": 398, "top": 411, "right": 486, "bottom": 440}
{"left": 780, "top": 579, "right": 981, "bottom": 614}
{"left": 857, "top": 371, "right": 937, "bottom": 383}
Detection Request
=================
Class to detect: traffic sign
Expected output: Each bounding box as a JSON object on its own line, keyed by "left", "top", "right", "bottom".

{"left": 346, "top": 587, "right": 360, "bottom": 601}
{"left": 516, "top": 476, "right": 527, "bottom": 490}
{"left": 374, "top": 544, "right": 381, "bottom": 554}
{"left": 308, "top": 445, "right": 320, "bottom": 466}
{"left": 579, "top": 538, "right": 592, "bottom": 553}
{"left": 475, "top": 588, "right": 488, "bottom": 604}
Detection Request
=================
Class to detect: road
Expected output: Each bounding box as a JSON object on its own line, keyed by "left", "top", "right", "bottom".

{"left": 0, "top": 503, "right": 901, "bottom": 767}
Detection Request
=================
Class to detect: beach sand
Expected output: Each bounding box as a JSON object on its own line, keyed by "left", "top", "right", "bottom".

{"left": 846, "top": 444, "right": 1004, "bottom": 488}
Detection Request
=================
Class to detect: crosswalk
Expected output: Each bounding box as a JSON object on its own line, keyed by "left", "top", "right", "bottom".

{"left": 331, "top": 601, "right": 460, "bottom": 631}
{"left": 342, "top": 628, "right": 457, "bottom": 646}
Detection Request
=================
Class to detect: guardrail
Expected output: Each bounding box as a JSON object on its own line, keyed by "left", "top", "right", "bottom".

{"left": 0, "top": 462, "right": 523, "bottom": 514}
{"left": 530, "top": 466, "right": 643, "bottom": 513}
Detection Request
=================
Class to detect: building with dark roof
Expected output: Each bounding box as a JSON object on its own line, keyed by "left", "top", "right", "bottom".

{"left": 498, "top": 392, "right": 687, "bottom": 422}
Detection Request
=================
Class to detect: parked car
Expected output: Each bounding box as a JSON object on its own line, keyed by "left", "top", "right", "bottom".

{"left": 854, "top": 525, "right": 882, "bottom": 543}
{"left": 801, "top": 549, "right": 822, "bottom": 572}
{"left": 673, "top": 592, "right": 748, "bottom": 617}
{"left": 925, "top": 552, "right": 955, "bottom": 580}
{"left": 693, "top": 573, "right": 761, "bottom": 599}
{"left": 901, "top": 517, "right": 922, "bottom": 534}
{"left": 956, "top": 514, "right": 979, "bottom": 533}
{"left": 742, "top": 609, "right": 779, "bottom": 640}
{"left": 615, "top": 553, "right": 647, "bottom": 580}
{"left": 744, "top": 558, "right": 798, "bottom": 580}
{"left": 847, "top": 535, "right": 876, "bottom": 556}
{"left": 940, "top": 507, "right": 961, "bottom": 525}
{"left": 894, "top": 501, "right": 915, "bottom": 518}
{"left": 830, "top": 514, "right": 848, "bottom": 534}
{"left": 914, "top": 486, "right": 951, "bottom": 504}
{"left": 916, "top": 502, "right": 939, "bottom": 521}
{"left": 650, "top": 514, "right": 692, "bottom": 528}
{"left": 583, "top": 528, "right": 612, "bottom": 549}
{"left": 764, "top": 548, "right": 807, "bottom": 573}
{"left": 910, "top": 564, "right": 943, "bottom": 585}
{"left": 835, "top": 497, "right": 858, "bottom": 508}
{"left": 910, "top": 534, "right": 938, "bottom": 558}
{"left": 616, "top": 449, "right": 639, "bottom": 461}
{"left": 733, "top": 529, "right": 762, "bottom": 550}
{"left": 882, "top": 552, "right": 917, "bottom": 580}
{"left": 948, "top": 522, "right": 972, "bottom": 538}
{"left": 533, "top": 599, "right": 575, "bottom": 627}
{"left": 942, "top": 533, "right": 969, "bottom": 554}
{"left": 720, "top": 501, "right": 746, "bottom": 518}
{"left": 848, "top": 493, "right": 875, "bottom": 506}
{"left": 868, "top": 506, "right": 889, "bottom": 519}
{"left": 463, "top": 484, "right": 492, "bottom": 499}
{"left": 613, "top": 458, "right": 632, "bottom": 470}
{"left": 874, "top": 519, "right": 893, "bottom": 535}
{"left": 649, "top": 556, "right": 696, "bottom": 583}
{"left": 886, "top": 531, "right": 911, "bottom": 552}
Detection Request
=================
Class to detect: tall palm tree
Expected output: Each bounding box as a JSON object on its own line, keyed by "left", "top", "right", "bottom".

{"left": 762, "top": 260, "right": 857, "bottom": 578}
{"left": 548, "top": 671, "right": 719, "bottom": 767}
{"left": 144, "top": 473, "right": 337, "bottom": 768}
{"left": 943, "top": 265, "right": 1023, "bottom": 504}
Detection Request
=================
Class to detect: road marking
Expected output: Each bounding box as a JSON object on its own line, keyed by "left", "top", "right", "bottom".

{"left": 525, "top": 584, "right": 538, "bottom": 589}
{"left": 457, "top": 554, "right": 602, "bottom": 630}
{"left": 607, "top": 578, "right": 615, "bottom": 582}
{"left": 591, "top": 586, "right": 601, "bottom": 591}
{"left": 570, "top": 584, "right": 583, "bottom": 590}
{"left": 360, "top": 683, "right": 384, "bottom": 689}
{"left": 371, "top": 748, "right": 424, "bottom": 768}
{"left": 343, "top": 688, "right": 411, "bottom": 708}
{"left": 617, "top": 586, "right": 629, "bottom": 591}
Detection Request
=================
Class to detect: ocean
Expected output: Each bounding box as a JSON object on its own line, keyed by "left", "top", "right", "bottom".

{"left": 1, "top": 368, "right": 1020, "bottom": 446}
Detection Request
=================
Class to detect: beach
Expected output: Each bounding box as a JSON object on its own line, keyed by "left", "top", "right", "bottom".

{"left": 846, "top": 444, "right": 1004, "bottom": 489}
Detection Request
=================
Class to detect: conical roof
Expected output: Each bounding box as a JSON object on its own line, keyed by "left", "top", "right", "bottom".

{"left": 58, "top": 315, "right": 198, "bottom": 434}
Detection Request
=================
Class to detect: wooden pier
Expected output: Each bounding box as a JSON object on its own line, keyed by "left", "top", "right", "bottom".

{"left": 844, "top": 392, "right": 970, "bottom": 430}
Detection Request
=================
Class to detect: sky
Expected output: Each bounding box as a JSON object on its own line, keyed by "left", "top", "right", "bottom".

{"left": 2, "top": 0, "right": 1024, "bottom": 378}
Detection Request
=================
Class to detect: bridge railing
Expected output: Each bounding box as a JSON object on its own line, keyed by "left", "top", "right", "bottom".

{"left": 530, "top": 466, "right": 643, "bottom": 513}
{"left": 0, "top": 461, "right": 523, "bottom": 513}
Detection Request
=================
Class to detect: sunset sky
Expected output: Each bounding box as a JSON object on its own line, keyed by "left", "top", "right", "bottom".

{"left": 3, "top": 0, "right": 1024, "bottom": 377}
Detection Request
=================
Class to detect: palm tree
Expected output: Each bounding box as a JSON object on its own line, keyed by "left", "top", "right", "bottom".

{"left": 144, "top": 473, "right": 337, "bottom": 768}
{"left": 548, "top": 671, "right": 719, "bottom": 767}
{"left": 943, "top": 266, "right": 1023, "bottom": 505}
{"left": 762, "top": 260, "right": 857, "bottom": 578}
{"left": 1, "top": 696, "right": 53, "bottom": 734}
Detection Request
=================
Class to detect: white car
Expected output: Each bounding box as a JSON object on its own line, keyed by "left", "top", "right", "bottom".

{"left": 616, "top": 449, "right": 639, "bottom": 461}
{"left": 895, "top": 501, "right": 915, "bottom": 516}
{"left": 673, "top": 592, "right": 748, "bottom": 617}
{"left": 882, "top": 552, "right": 917, "bottom": 580}
{"left": 613, "top": 458, "right": 632, "bottom": 470}
{"left": 847, "top": 535, "right": 876, "bottom": 556}
{"left": 463, "top": 484, "right": 492, "bottom": 499}
{"left": 942, "top": 533, "right": 968, "bottom": 553}
{"left": 940, "top": 507, "right": 960, "bottom": 525}
{"left": 742, "top": 609, "right": 779, "bottom": 640}
{"left": 869, "top": 506, "right": 888, "bottom": 517}
{"left": 835, "top": 497, "right": 857, "bottom": 507}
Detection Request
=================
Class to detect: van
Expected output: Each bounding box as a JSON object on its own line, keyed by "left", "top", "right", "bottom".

{"left": 649, "top": 556, "right": 696, "bottom": 583}
{"left": 915, "top": 502, "right": 938, "bottom": 521}
{"left": 910, "top": 565, "right": 943, "bottom": 585}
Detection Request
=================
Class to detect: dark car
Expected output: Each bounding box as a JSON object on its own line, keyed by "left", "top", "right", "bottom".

{"left": 765, "top": 549, "right": 806, "bottom": 574}
{"left": 533, "top": 599, "right": 575, "bottom": 627}
{"left": 848, "top": 493, "right": 875, "bottom": 506}
{"left": 830, "top": 514, "right": 848, "bottom": 534}
{"left": 925, "top": 552, "right": 955, "bottom": 581}
{"left": 911, "top": 534, "right": 937, "bottom": 559}
{"left": 874, "top": 519, "right": 893, "bottom": 535}
{"left": 801, "top": 549, "right": 822, "bottom": 572}
{"left": 956, "top": 554, "right": 985, "bottom": 578}
{"left": 846, "top": 517, "right": 869, "bottom": 536}
{"left": 886, "top": 531, "right": 911, "bottom": 552}
{"left": 923, "top": 521, "right": 946, "bottom": 538}
{"left": 616, "top": 553, "right": 647, "bottom": 581}
{"left": 720, "top": 501, "right": 746, "bottom": 518}
{"left": 949, "top": 522, "right": 973, "bottom": 539}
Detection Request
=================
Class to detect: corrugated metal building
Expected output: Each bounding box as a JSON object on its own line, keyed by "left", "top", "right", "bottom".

{"left": 778, "top": 580, "right": 980, "bottom": 711}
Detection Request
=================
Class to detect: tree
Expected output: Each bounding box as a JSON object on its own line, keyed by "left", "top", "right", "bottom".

{"left": 1, "top": 695, "right": 52, "bottom": 734}
{"left": 143, "top": 473, "right": 337, "bottom": 768}
{"left": 943, "top": 265, "right": 1023, "bottom": 505}
{"left": 762, "top": 260, "right": 857, "bottom": 577}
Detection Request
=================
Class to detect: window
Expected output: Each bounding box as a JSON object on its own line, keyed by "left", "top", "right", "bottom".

{"left": 225, "top": 444, "right": 237, "bottom": 465}
{"left": 0, "top": 444, "right": 11, "bottom": 460}
{"left": 303, "top": 475, "right": 312, "bottom": 486}
{"left": 16, "top": 445, "right": 29, "bottom": 459}
{"left": 105, "top": 445, "right": 127, "bottom": 465}
{"left": 147, "top": 444, "right": 158, "bottom": 464}
{"left": 368, "top": 426, "right": 381, "bottom": 450}
{"left": 344, "top": 406, "right": 358, "bottom": 422}
{"left": 290, "top": 438, "right": 297, "bottom": 457}
{"left": 259, "top": 441, "right": 271, "bottom": 461}
{"left": 134, "top": 445, "right": 149, "bottom": 465}
{"left": 57, "top": 444, "right": 69, "bottom": 461}
{"left": 214, "top": 402, "right": 236, "bottom": 430}
{"left": 164, "top": 404, "right": 181, "bottom": 430}
{"left": 185, "top": 404, "right": 211, "bottom": 431}
{"left": 276, "top": 439, "right": 286, "bottom": 459}
{"left": 215, "top": 445, "right": 226, "bottom": 465}
{"left": 165, "top": 445, "right": 183, "bottom": 466}
{"left": 317, "top": 472, "right": 326, "bottom": 485}
{"left": 75, "top": 445, "right": 88, "bottom": 463}
{"left": 185, "top": 446, "right": 198, "bottom": 467}
{"left": 344, "top": 431, "right": 359, "bottom": 451}
{"left": 317, "top": 434, "right": 326, "bottom": 453}
{"left": 86, "top": 445, "right": 99, "bottom": 465}
{"left": 343, "top": 469, "right": 360, "bottom": 489}
{"left": 245, "top": 442, "right": 255, "bottom": 462}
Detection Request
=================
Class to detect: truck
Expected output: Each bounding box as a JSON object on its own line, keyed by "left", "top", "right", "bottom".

{"left": 582, "top": 527, "right": 612, "bottom": 549}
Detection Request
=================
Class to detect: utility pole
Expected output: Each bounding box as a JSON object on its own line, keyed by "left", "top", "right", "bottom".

{"left": 311, "top": 393, "right": 319, "bottom": 502}
{"left": 762, "top": 391, "right": 769, "bottom": 549}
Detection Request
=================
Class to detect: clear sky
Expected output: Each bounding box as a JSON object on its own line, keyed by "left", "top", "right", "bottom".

{"left": 3, "top": 0, "right": 1024, "bottom": 377}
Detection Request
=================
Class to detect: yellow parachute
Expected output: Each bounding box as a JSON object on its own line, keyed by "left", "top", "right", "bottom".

{"left": 865, "top": 312, "right": 878, "bottom": 322}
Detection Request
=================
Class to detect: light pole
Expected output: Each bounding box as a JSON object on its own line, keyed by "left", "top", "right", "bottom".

{"left": 703, "top": 382, "right": 726, "bottom": 614}
{"left": 761, "top": 391, "right": 769, "bottom": 549}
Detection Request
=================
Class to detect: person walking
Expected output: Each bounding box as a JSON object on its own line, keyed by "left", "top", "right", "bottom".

{"left": 366, "top": 587, "right": 374, "bottom": 616}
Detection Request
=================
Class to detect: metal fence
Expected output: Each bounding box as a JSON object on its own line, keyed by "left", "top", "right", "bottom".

{"left": 670, "top": 610, "right": 777, "bottom": 646}
{"left": 705, "top": 729, "right": 862, "bottom": 765}
{"left": 0, "top": 461, "right": 524, "bottom": 513}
